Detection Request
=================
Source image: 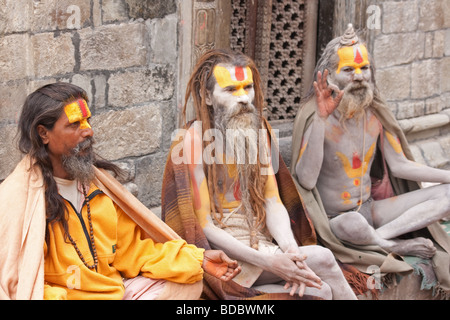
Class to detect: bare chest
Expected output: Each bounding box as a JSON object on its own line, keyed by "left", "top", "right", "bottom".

{"left": 322, "top": 111, "right": 381, "bottom": 182}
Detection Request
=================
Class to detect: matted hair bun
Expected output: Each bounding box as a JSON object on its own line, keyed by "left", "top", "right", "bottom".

{"left": 340, "top": 23, "right": 359, "bottom": 46}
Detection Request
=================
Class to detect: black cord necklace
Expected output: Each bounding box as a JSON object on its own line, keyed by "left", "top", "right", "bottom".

{"left": 67, "top": 185, "right": 98, "bottom": 270}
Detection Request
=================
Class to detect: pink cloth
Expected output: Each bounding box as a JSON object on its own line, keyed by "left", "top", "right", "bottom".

{"left": 122, "top": 276, "right": 166, "bottom": 300}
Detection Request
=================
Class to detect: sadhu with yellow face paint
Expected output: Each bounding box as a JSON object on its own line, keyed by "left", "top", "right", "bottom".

{"left": 291, "top": 24, "right": 450, "bottom": 296}
{"left": 0, "top": 82, "right": 241, "bottom": 300}
{"left": 163, "top": 48, "right": 358, "bottom": 300}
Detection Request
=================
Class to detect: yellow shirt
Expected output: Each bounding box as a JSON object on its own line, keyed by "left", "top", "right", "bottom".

{"left": 44, "top": 184, "right": 204, "bottom": 300}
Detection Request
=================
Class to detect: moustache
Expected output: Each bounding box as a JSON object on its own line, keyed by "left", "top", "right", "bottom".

{"left": 230, "top": 103, "right": 256, "bottom": 118}
{"left": 71, "top": 137, "right": 95, "bottom": 155}
{"left": 344, "top": 81, "right": 371, "bottom": 94}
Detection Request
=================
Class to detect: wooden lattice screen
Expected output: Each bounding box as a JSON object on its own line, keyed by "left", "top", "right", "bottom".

{"left": 230, "top": 0, "right": 307, "bottom": 120}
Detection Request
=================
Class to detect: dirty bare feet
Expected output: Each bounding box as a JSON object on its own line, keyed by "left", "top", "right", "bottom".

{"left": 382, "top": 237, "right": 436, "bottom": 259}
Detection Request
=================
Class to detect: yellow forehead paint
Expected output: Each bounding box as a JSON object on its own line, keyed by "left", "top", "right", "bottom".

{"left": 64, "top": 99, "right": 91, "bottom": 129}
{"left": 336, "top": 44, "right": 369, "bottom": 74}
{"left": 213, "top": 65, "right": 253, "bottom": 96}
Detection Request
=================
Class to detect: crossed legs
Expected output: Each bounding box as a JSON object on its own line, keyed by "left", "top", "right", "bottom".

{"left": 329, "top": 184, "right": 450, "bottom": 258}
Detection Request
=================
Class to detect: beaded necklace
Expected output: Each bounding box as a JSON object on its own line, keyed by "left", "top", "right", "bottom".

{"left": 67, "top": 185, "right": 98, "bottom": 270}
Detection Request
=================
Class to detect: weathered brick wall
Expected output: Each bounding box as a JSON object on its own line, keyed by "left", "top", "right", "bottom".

{"left": 372, "top": 0, "right": 450, "bottom": 169}
{"left": 0, "top": 0, "right": 177, "bottom": 209}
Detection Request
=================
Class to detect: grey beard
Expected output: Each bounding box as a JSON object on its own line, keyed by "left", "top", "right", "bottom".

{"left": 213, "top": 103, "right": 265, "bottom": 225}
{"left": 338, "top": 81, "right": 374, "bottom": 122}
{"left": 61, "top": 138, "right": 96, "bottom": 186}
{"left": 213, "top": 102, "right": 262, "bottom": 165}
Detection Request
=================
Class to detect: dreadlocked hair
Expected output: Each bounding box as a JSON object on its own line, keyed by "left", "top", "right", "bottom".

{"left": 182, "top": 48, "right": 268, "bottom": 232}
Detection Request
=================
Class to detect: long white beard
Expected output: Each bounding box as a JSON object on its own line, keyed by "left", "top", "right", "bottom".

{"left": 338, "top": 81, "right": 374, "bottom": 122}
{"left": 214, "top": 103, "right": 266, "bottom": 236}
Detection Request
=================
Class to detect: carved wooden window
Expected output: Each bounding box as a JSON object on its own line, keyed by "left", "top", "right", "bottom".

{"left": 230, "top": 0, "right": 307, "bottom": 120}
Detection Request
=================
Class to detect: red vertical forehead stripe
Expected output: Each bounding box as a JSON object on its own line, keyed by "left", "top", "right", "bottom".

{"left": 354, "top": 49, "right": 364, "bottom": 64}
{"left": 77, "top": 99, "right": 89, "bottom": 118}
{"left": 234, "top": 66, "right": 245, "bottom": 81}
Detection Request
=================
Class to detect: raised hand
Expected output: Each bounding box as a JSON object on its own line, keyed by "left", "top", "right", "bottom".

{"left": 313, "top": 69, "right": 344, "bottom": 119}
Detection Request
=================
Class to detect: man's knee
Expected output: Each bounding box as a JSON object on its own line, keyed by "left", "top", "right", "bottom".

{"left": 329, "top": 212, "right": 367, "bottom": 238}
{"left": 307, "top": 245, "right": 338, "bottom": 270}
{"left": 329, "top": 211, "right": 377, "bottom": 245}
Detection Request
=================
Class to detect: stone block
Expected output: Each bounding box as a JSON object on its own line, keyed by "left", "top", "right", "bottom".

{"left": 79, "top": 23, "right": 148, "bottom": 71}
{"left": 425, "top": 30, "right": 445, "bottom": 58}
{"left": 408, "top": 144, "right": 426, "bottom": 165}
{"left": 408, "top": 113, "right": 449, "bottom": 133}
{"left": 134, "top": 152, "right": 167, "bottom": 208}
{"left": 146, "top": 13, "right": 178, "bottom": 64}
{"left": 125, "top": 0, "right": 176, "bottom": 20}
{"left": 0, "top": 80, "right": 28, "bottom": 123}
{"left": 0, "top": 33, "right": 30, "bottom": 81}
{"left": 382, "top": 1, "right": 419, "bottom": 34}
{"left": 441, "top": 57, "right": 450, "bottom": 93}
{"left": 70, "top": 74, "right": 93, "bottom": 103}
{"left": 0, "top": 0, "right": 31, "bottom": 33}
{"left": 374, "top": 33, "right": 424, "bottom": 68}
{"left": 440, "top": 134, "right": 450, "bottom": 159}
{"left": 396, "top": 100, "right": 424, "bottom": 120}
{"left": 419, "top": 139, "right": 448, "bottom": 168}
{"left": 102, "top": 0, "right": 129, "bottom": 23}
{"left": 93, "top": 74, "right": 107, "bottom": 109}
{"left": 411, "top": 59, "right": 440, "bottom": 99}
{"left": 91, "top": 104, "right": 161, "bottom": 161}
{"left": 418, "top": 0, "right": 450, "bottom": 31}
{"left": 442, "top": 93, "right": 450, "bottom": 110}
{"left": 160, "top": 101, "right": 178, "bottom": 151}
{"left": 31, "top": 32, "right": 75, "bottom": 77}
{"left": 425, "top": 96, "right": 444, "bottom": 115}
{"left": 30, "top": 0, "right": 91, "bottom": 32}
{"left": 107, "top": 66, "right": 175, "bottom": 106}
{"left": 375, "top": 65, "right": 411, "bottom": 101}
{"left": 0, "top": 124, "right": 21, "bottom": 180}
{"left": 445, "top": 29, "right": 450, "bottom": 57}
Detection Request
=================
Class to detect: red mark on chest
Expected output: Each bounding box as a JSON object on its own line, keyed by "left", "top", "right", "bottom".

{"left": 352, "top": 152, "right": 362, "bottom": 169}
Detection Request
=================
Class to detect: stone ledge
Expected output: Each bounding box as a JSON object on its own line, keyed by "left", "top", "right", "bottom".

{"left": 399, "top": 112, "right": 450, "bottom": 134}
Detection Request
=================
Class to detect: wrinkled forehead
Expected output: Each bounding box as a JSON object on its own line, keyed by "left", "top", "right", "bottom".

{"left": 336, "top": 44, "right": 369, "bottom": 73}
{"left": 213, "top": 64, "right": 253, "bottom": 88}
{"left": 64, "top": 99, "right": 91, "bottom": 123}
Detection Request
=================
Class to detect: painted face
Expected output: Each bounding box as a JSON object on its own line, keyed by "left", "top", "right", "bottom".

{"left": 213, "top": 64, "right": 254, "bottom": 97}
{"left": 333, "top": 44, "right": 371, "bottom": 89}
{"left": 64, "top": 99, "right": 92, "bottom": 130}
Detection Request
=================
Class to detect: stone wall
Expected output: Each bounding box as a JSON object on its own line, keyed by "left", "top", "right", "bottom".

{"left": 372, "top": 0, "right": 450, "bottom": 169}
{"left": 1, "top": 0, "right": 449, "bottom": 213}
{"left": 0, "top": 0, "right": 178, "bottom": 210}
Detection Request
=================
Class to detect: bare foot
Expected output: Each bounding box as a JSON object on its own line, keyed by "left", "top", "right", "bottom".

{"left": 382, "top": 237, "right": 436, "bottom": 259}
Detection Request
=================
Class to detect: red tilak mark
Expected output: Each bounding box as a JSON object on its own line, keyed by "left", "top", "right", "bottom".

{"left": 354, "top": 49, "right": 363, "bottom": 64}
{"left": 352, "top": 152, "right": 362, "bottom": 169}
{"left": 235, "top": 66, "right": 245, "bottom": 81}
{"left": 78, "top": 99, "right": 88, "bottom": 117}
